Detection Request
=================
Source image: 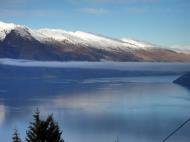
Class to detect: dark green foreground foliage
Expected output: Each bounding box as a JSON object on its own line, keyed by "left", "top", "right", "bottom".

{"left": 12, "top": 129, "right": 22, "bottom": 142}
{"left": 13, "top": 110, "right": 64, "bottom": 142}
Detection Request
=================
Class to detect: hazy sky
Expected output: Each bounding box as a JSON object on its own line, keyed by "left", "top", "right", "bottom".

{"left": 0, "top": 0, "right": 189, "bottom": 46}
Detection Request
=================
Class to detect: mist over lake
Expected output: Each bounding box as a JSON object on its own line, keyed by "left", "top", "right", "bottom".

{"left": 0, "top": 61, "right": 190, "bottom": 142}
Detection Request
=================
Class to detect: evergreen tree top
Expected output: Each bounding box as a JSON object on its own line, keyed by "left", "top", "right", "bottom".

{"left": 12, "top": 129, "right": 22, "bottom": 142}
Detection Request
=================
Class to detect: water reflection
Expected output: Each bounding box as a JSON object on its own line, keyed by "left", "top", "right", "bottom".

{"left": 0, "top": 104, "right": 5, "bottom": 126}
{"left": 0, "top": 71, "right": 190, "bottom": 142}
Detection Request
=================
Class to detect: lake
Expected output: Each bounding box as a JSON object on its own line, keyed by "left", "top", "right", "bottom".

{"left": 0, "top": 61, "right": 190, "bottom": 142}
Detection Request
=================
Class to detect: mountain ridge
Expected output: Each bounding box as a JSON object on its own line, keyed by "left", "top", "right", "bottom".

{"left": 0, "top": 21, "right": 190, "bottom": 62}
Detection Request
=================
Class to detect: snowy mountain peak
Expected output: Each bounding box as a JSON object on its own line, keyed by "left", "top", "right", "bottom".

{"left": 0, "top": 21, "right": 190, "bottom": 62}
{"left": 38, "top": 29, "right": 133, "bottom": 50}
{"left": 0, "top": 21, "right": 155, "bottom": 50}
{"left": 0, "top": 21, "right": 26, "bottom": 41}
{"left": 0, "top": 21, "right": 50, "bottom": 42}
{"left": 121, "top": 38, "right": 157, "bottom": 49}
{"left": 0, "top": 21, "right": 16, "bottom": 30}
{"left": 0, "top": 21, "right": 189, "bottom": 54}
{"left": 167, "top": 45, "right": 190, "bottom": 53}
{"left": 37, "top": 29, "right": 71, "bottom": 41}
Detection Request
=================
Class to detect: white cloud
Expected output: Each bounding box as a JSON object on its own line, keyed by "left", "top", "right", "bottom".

{"left": 0, "top": 9, "right": 25, "bottom": 17}
{"left": 126, "top": 7, "right": 147, "bottom": 13}
{"left": 0, "top": 0, "right": 26, "bottom": 8}
{"left": 80, "top": 8, "right": 109, "bottom": 14}
{"left": 70, "top": 0, "right": 160, "bottom": 3}
{"left": 0, "top": 9, "right": 64, "bottom": 18}
{"left": 29, "top": 10, "right": 64, "bottom": 17}
{"left": 0, "top": 105, "right": 6, "bottom": 126}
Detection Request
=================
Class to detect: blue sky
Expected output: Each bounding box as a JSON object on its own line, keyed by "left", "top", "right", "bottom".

{"left": 0, "top": 0, "right": 189, "bottom": 46}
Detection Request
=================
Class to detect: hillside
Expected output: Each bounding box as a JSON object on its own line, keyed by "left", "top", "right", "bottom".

{"left": 0, "top": 21, "right": 190, "bottom": 62}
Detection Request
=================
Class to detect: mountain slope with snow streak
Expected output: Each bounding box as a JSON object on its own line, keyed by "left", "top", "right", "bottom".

{"left": 37, "top": 29, "right": 155, "bottom": 51}
{"left": 0, "top": 21, "right": 52, "bottom": 42}
{"left": 0, "top": 21, "right": 190, "bottom": 62}
{"left": 0, "top": 21, "right": 20, "bottom": 40}
{"left": 0, "top": 21, "right": 156, "bottom": 51}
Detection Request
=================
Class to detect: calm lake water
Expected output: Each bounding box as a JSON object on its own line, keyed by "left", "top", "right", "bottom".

{"left": 0, "top": 62, "right": 190, "bottom": 142}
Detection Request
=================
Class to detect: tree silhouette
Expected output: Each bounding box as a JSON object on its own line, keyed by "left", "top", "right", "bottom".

{"left": 26, "top": 110, "right": 64, "bottom": 142}
{"left": 12, "top": 129, "right": 22, "bottom": 142}
{"left": 46, "top": 115, "right": 64, "bottom": 142}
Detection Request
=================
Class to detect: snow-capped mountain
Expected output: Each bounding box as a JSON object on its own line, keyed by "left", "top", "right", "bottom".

{"left": 0, "top": 21, "right": 19, "bottom": 40}
{"left": 0, "top": 21, "right": 190, "bottom": 62}
{"left": 0, "top": 21, "right": 48, "bottom": 42}
{"left": 167, "top": 45, "right": 190, "bottom": 54}
{"left": 37, "top": 29, "right": 157, "bottom": 51}
{"left": 121, "top": 38, "right": 158, "bottom": 49}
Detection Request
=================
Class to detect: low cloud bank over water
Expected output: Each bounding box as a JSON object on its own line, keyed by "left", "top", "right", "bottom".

{"left": 0, "top": 58, "right": 190, "bottom": 73}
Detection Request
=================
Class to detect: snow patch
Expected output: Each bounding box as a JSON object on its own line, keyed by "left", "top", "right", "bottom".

{"left": 0, "top": 21, "right": 49, "bottom": 42}
{"left": 168, "top": 45, "right": 190, "bottom": 53}
{"left": 37, "top": 29, "right": 135, "bottom": 51}
{"left": 0, "top": 21, "right": 18, "bottom": 40}
{"left": 121, "top": 38, "right": 157, "bottom": 49}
